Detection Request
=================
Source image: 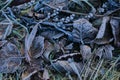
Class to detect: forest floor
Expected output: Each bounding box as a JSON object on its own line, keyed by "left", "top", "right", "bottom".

{"left": 0, "top": 0, "right": 120, "bottom": 80}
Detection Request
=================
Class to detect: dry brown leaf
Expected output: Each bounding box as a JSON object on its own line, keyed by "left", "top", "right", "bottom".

{"left": 22, "top": 69, "right": 37, "bottom": 80}
{"left": 43, "top": 38, "right": 66, "bottom": 61}
{"left": 42, "top": 40, "right": 54, "bottom": 61}
{"left": 0, "top": 42, "right": 22, "bottom": 73}
{"left": 72, "top": 18, "right": 97, "bottom": 43}
{"left": 80, "top": 45, "right": 92, "bottom": 60}
{"left": 30, "top": 36, "right": 45, "bottom": 58}
{"left": 110, "top": 18, "right": 120, "bottom": 47}
{"left": 43, "top": 69, "right": 50, "bottom": 80}
{"left": 25, "top": 25, "right": 38, "bottom": 62}
{"left": 50, "top": 60, "right": 84, "bottom": 75}
{"left": 50, "top": 52, "right": 83, "bottom": 77}
{"left": 94, "top": 17, "right": 113, "bottom": 45}
{"left": 95, "top": 45, "right": 114, "bottom": 59}
{"left": 42, "top": 38, "right": 67, "bottom": 61}
{"left": 23, "top": 35, "right": 44, "bottom": 77}
{"left": 22, "top": 59, "right": 43, "bottom": 80}
{"left": 96, "top": 17, "right": 110, "bottom": 38}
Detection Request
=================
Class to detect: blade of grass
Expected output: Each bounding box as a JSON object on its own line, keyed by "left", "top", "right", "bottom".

{"left": 12, "top": 30, "right": 24, "bottom": 39}
{"left": 93, "top": 59, "right": 104, "bottom": 80}
{"left": 83, "top": 59, "right": 92, "bottom": 80}
{"left": 89, "top": 59, "right": 102, "bottom": 80}
{"left": 101, "top": 56, "right": 120, "bottom": 80}
{"left": 111, "top": 73, "right": 120, "bottom": 80}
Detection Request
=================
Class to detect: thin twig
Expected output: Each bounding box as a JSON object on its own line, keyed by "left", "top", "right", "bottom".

{"left": 43, "top": 2, "right": 120, "bottom": 19}
{"left": 93, "top": 59, "right": 104, "bottom": 80}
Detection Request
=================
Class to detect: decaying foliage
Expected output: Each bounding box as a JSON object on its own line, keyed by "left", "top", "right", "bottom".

{"left": 0, "top": 0, "right": 120, "bottom": 80}
{"left": 0, "top": 41, "right": 22, "bottom": 73}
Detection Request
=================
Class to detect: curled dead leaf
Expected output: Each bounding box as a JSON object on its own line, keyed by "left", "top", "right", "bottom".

{"left": 43, "top": 39, "right": 67, "bottom": 61}
{"left": 22, "top": 58, "right": 43, "bottom": 80}
{"left": 50, "top": 60, "right": 84, "bottom": 75}
{"left": 94, "top": 17, "right": 113, "bottom": 45}
{"left": 22, "top": 68, "right": 37, "bottom": 80}
{"left": 95, "top": 45, "right": 114, "bottom": 59}
{"left": 50, "top": 52, "right": 83, "bottom": 78}
{"left": 96, "top": 17, "right": 110, "bottom": 39}
{"left": 42, "top": 40, "right": 54, "bottom": 61}
{"left": 110, "top": 18, "right": 120, "bottom": 47}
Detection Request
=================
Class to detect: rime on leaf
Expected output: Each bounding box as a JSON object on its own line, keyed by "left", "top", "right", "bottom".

{"left": 25, "top": 25, "right": 38, "bottom": 62}
{"left": 110, "top": 18, "right": 120, "bottom": 47}
{"left": 72, "top": 18, "right": 97, "bottom": 43}
{"left": 0, "top": 42, "right": 22, "bottom": 73}
{"left": 80, "top": 45, "right": 92, "bottom": 60}
{"left": 30, "top": 36, "right": 44, "bottom": 58}
{"left": 50, "top": 60, "right": 83, "bottom": 75}
{"left": 94, "top": 17, "right": 113, "bottom": 45}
